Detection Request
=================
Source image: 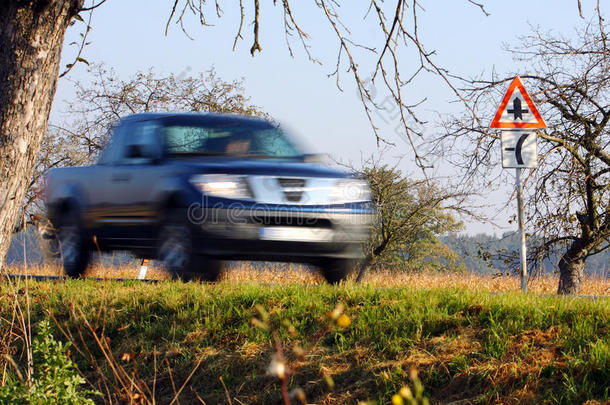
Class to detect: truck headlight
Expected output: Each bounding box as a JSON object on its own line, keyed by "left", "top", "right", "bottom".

{"left": 329, "top": 179, "right": 371, "bottom": 203}
{"left": 189, "top": 174, "right": 253, "bottom": 199}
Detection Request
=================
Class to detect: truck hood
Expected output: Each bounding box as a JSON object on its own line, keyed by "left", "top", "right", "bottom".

{"left": 170, "top": 157, "right": 351, "bottom": 179}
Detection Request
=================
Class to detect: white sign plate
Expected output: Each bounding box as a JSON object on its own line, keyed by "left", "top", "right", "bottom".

{"left": 501, "top": 131, "right": 538, "bottom": 168}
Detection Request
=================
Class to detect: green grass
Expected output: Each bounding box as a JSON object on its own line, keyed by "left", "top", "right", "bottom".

{"left": 0, "top": 280, "right": 607, "bottom": 404}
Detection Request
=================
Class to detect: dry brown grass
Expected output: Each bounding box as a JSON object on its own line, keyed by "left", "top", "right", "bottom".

{"left": 4, "top": 260, "right": 609, "bottom": 295}
{"left": 361, "top": 269, "right": 610, "bottom": 295}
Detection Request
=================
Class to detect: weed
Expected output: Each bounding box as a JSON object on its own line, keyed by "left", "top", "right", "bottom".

{"left": 0, "top": 320, "right": 98, "bottom": 404}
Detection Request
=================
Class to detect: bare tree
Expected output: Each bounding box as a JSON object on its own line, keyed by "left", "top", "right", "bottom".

{"left": 166, "top": 1, "right": 490, "bottom": 167}
{"left": 57, "top": 64, "right": 266, "bottom": 161}
{"left": 436, "top": 18, "right": 610, "bottom": 294}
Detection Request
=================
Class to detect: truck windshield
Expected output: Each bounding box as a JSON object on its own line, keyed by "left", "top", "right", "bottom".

{"left": 163, "top": 121, "right": 303, "bottom": 159}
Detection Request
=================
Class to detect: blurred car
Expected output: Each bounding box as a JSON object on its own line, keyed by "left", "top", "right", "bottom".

{"left": 45, "top": 113, "right": 373, "bottom": 282}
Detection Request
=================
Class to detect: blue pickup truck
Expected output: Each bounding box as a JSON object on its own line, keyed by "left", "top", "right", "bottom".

{"left": 45, "top": 113, "right": 373, "bottom": 282}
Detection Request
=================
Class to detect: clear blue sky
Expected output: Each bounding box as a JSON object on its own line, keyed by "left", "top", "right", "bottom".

{"left": 52, "top": 0, "right": 603, "bottom": 234}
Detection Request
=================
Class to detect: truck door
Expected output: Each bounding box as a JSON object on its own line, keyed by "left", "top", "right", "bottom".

{"left": 104, "top": 120, "right": 163, "bottom": 251}
{"left": 88, "top": 124, "right": 126, "bottom": 242}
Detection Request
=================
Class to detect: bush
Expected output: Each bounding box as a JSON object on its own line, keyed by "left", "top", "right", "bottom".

{"left": 0, "top": 320, "right": 96, "bottom": 405}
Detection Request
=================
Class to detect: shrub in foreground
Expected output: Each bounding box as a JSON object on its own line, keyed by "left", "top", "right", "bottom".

{"left": 0, "top": 320, "right": 97, "bottom": 405}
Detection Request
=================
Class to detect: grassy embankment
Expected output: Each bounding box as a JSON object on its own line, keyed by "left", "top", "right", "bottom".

{"left": 0, "top": 266, "right": 608, "bottom": 404}
{"left": 7, "top": 261, "right": 610, "bottom": 295}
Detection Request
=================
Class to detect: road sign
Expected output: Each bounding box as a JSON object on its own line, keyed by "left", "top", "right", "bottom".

{"left": 490, "top": 76, "right": 548, "bottom": 293}
{"left": 501, "top": 131, "right": 537, "bottom": 168}
{"left": 490, "top": 76, "right": 547, "bottom": 129}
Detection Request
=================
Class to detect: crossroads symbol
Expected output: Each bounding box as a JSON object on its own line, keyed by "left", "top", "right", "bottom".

{"left": 507, "top": 97, "right": 529, "bottom": 120}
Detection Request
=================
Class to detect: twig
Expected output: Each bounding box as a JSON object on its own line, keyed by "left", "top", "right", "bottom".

{"left": 219, "top": 376, "right": 233, "bottom": 405}
{"left": 169, "top": 355, "right": 205, "bottom": 405}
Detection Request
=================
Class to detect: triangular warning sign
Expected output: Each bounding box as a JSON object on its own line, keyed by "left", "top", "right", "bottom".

{"left": 490, "top": 76, "right": 546, "bottom": 129}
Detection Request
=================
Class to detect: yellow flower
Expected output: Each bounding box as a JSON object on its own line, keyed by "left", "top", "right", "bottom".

{"left": 329, "top": 303, "right": 345, "bottom": 320}
{"left": 336, "top": 314, "right": 351, "bottom": 328}
{"left": 399, "top": 386, "right": 413, "bottom": 399}
{"left": 391, "top": 394, "right": 404, "bottom": 405}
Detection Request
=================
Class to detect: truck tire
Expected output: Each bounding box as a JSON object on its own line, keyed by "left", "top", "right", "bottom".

{"left": 319, "top": 258, "right": 355, "bottom": 284}
{"left": 178, "top": 256, "right": 223, "bottom": 282}
{"left": 57, "top": 210, "right": 90, "bottom": 278}
{"left": 157, "top": 209, "right": 223, "bottom": 282}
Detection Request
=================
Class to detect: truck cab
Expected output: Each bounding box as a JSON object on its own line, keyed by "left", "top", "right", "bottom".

{"left": 46, "top": 113, "right": 374, "bottom": 282}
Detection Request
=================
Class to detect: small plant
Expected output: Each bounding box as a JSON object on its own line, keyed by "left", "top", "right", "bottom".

{"left": 390, "top": 368, "right": 429, "bottom": 405}
{"left": 448, "top": 354, "right": 469, "bottom": 373}
{"left": 483, "top": 311, "right": 508, "bottom": 359}
{"left": 252, "top": 302, "right": 352, "bottom": 404}
{"left": 0, "top": 320, "right": 97, "bottom": 405}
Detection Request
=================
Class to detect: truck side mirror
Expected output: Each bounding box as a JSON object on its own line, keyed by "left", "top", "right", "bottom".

{"left": 126, "top": 144, "right": 145, "bottom": 159}
{"left": 124, "top": 143, "right": 162, "bottom": 164}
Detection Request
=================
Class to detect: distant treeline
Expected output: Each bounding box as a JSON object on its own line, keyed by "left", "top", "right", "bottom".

{"left": 442, "top": 233, "right": 610, "bottom": 277}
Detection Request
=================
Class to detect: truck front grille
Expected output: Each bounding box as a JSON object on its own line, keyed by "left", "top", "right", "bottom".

{"left": 278, "top": 178, "right": 306, "bottom": 202}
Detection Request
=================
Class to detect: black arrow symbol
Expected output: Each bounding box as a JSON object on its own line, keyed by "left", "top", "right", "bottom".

{"left": 504, "top": 133, "right": 530, "bottom": 165}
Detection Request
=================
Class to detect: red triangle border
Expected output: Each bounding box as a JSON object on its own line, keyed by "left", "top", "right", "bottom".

{"left": 490, "top": 76, "right": 547, "bottom": 129}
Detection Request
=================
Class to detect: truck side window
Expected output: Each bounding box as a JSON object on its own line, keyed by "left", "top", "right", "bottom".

{"left": 121, "top": 121, "right": 162, "bottom": 165}
{"left": 164, "top": 125, "right": 212, "bottom": 154}
{"left": 97, "top": 124, "right": 126, "bottom": 166}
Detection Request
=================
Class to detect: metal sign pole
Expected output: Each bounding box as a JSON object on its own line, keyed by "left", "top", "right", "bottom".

{"left": 515, "top": 168, "right": 528, "bottom": 292}
{"left": 492, "top": 77, "right": 545, "bottom": 293}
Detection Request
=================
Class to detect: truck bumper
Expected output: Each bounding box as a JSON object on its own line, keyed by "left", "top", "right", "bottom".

{"left": 188, "top": 206, "right": 373, "bottom": 262}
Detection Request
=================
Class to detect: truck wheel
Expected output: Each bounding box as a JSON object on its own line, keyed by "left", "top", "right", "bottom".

{"left": 319, "top": 258, "right": 355, "bottom": 284}
{"left": 178, "top": 256, "right": 224, "bottom": 282}
{"left": 157, "top": 210, "right": 223, "bottom": 282}
{"left": 57, "top": 211, "right": 90, "bottom": 278}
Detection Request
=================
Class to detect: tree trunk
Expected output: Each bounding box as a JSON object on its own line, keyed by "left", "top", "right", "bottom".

{"left": 355, "top": 253, "right": 373, "bottom": 282}
{"left": 0, "top": 1, "right": 81, "bottom": 272}
{"left": 557, "top": 239, "right": 589, "bottom": 295}
{"left": 355, "top": 237, "right": 390, "bottom": 282}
